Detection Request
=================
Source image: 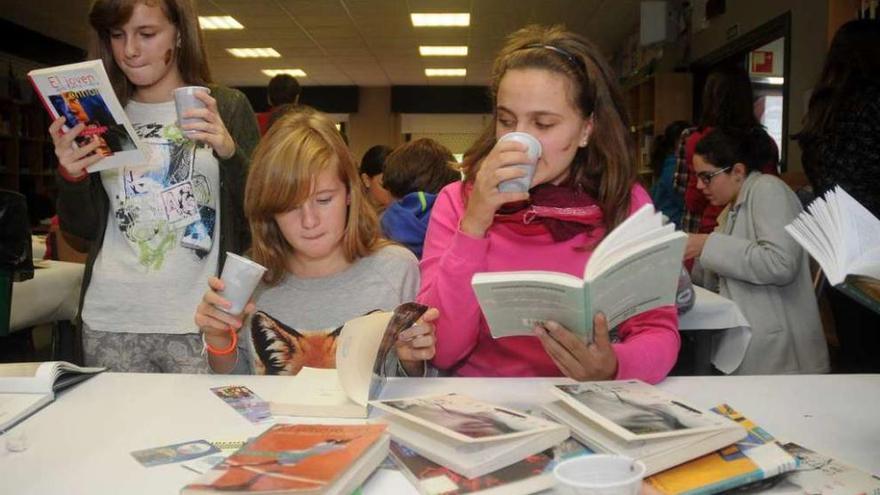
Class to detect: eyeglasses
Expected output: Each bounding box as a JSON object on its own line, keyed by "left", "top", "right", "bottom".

{"left": 696, "top": 166, "right": 731, "bottom": 185}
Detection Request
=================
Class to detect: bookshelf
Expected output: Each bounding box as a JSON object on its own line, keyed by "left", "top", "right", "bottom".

{"left": 623, "top": 73, "right": 692, "bottom": 186}
{"left": 0, "top": 97, "right": 55, "bottom": 195}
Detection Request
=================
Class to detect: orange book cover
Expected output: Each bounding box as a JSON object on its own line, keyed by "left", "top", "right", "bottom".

{"left": 183, "top": 424, "right": 386, "bottom": 494}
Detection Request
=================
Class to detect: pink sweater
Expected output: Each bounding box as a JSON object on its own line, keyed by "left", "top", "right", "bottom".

{"left": 417, "top": 182, "right": 680, "bottom": 383}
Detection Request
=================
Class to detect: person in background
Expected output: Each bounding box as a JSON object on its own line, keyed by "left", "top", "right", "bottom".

{"left": 795, "top": 19, "right": 880, "bottom": 373}
{"left": 649, "top": 120, "right": 690, "bottom": 228}
{"left": 380, "top": 138, "right": 461, "bottom": 258}
{"left": 257, "top": 74, "right": 301, "bottom": 135}
{"left": 673, "top": 66, "right": 779, "bottom": 237}
{"left": 50, "top": 0, "right": 259, "bottom": 372}
{"left": 685, "top": 127, "right": 829, "bottom": 375}
{"left": 194, "top": 107, "right": 437, "bottom": 377}
{"left": 359, "top": 144, "right": 394, "bottom": 210}
{"left": 417, "top": 25, "right": 680, "bottom": 384}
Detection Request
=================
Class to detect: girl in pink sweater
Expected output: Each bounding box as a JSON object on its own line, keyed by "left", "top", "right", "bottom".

{"left": 417, "top": 25, "right": 679, "bottom": 383}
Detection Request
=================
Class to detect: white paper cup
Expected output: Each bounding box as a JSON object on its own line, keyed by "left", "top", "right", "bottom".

{"left": 497, "top": 131, "right": 542, "bottom": 193}
{"left": 173, "top": 86, "right": 211, "bottom": 131}
{"left": 553, "top": 454, "right": 646, "bottom": 495}
{"left": 218, "top": 252, "right": 266, "bottom": 315}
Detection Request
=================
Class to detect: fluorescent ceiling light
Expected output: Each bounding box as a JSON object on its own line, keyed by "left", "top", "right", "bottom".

{"left": 425, "top": 68, "right": 466, "bottom": 77}
{"left": 411, "top": 13, "right": 470, "bottom": 27}
{"left": 198, "top": 16, "right": 244, "bottom": 30}
{"left": 262, "top": 69, "right": 307, "bottom": 78}
{"left": 419, "top": 46, "right": 468, "bottom": 56}
{"left": 753, "top": 76, "right": 785, "bottom": 86}
{"left": 227, "top": 48, "right": 281, "bottom": 58}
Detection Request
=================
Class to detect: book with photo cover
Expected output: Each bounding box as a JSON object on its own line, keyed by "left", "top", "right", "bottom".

{"left": 0, "top": 361, "right": 105, "bottom": 431}
{"left": 372, "top": 393, "right": 570, "bottom": 479}
{"left": 28, "top": 59, "right": 147, "bottom": 173}
{"left": 471, "top": 204, "right": 686, "bottom": 341}
{"left": 645, "top": 404, "right": 798, "bottom": 495}
{"left": 180, "top": 424, "right": 389, "bottom": 495}
{"left": 542, "top": 380, "right": 746, "bottom": 476}
{"left": 389, "top": 438, "right": 591, "bottom": 495}
{"left": 269, "top": 302, "right": 428, "bottom": 419}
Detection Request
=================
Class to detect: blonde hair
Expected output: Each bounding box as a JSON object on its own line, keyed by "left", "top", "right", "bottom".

{"left": 245, "top": 107, "right": 387, "bottom": 285}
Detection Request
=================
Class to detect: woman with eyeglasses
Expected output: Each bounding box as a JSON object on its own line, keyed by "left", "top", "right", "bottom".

{"left": 684, "top": 127, "right": 829, "bottom": 375}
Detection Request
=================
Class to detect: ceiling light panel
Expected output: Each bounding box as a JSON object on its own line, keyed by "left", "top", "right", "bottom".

{"left": 262, "top": 69, "right": 307, "bottom": 78}
{"left": 410, "top": 13, "right": 470, "bottom": 27}
{"left": 419, "top": 46, "right": 468, "bottom": 56}
{"left": 227, "top": 48, "right": 281, "bottom": 58}
{"left": 198, "top": 16, "right": 244, "bottom": 30}
{"left": 425, "top": 68, "right": 467, "bottom": 77}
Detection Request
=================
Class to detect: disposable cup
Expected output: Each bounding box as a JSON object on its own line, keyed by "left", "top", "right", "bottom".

{"left": 218, "top": 252, "right": 266, "bottom": 315}
{"left": 553, "top": 454, "right": 646, "bottom": 495}
{"left": 497, "top": 131, "right": 542, "bottom": 193}
{"left": 173, "top": 86, "right": 211, "bottom": 131}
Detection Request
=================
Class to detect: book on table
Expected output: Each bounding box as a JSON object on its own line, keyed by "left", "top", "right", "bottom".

{"left": 471, "top": 203, "right": 686, "bottom": 341}
{"left": 0, "top": 361, "right": 105, "bottom": 431}
{"left": 371, "top": 392, "right": 570, "bottom": 479}
{"left": 541, "top": 380, "right": 747, "bottom": 476}
{"left": 645, "top": 404, "right": 797, "bottom": 495}
{"left": 27, "top": 59, "right": 147, "bottom": 173}
{"left": 269, "top": 302, "right": 428, "bottom": 419}
{"left": 785, "top": 185, "right": 880, "bottom": 313}
{"left": 389, "top": 437, "right": 591, "bottom": 495}
{"left": 180, "top": 424, "right": 389, "bottom": 495}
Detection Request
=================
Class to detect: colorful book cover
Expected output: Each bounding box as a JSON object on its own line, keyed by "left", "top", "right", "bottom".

{"left": 645, "top": 404, "right": 797, "bottom": 495}
{"left": 390, "top": 438, "right": 591, "bottom": 495}
{"left": 181, "top": 424, "right": 387, "bottom": 494}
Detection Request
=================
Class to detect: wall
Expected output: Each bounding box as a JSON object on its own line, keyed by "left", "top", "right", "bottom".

{"left": 689, "top": 0, "right": 828, "bottom": 172}
{"left": 346, "top": 87, "right": 400, "bottom": 163}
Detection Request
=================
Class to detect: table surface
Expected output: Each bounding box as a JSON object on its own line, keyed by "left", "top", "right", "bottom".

{"left": 1, "top": 373, "right": 877, "bottom": 495}
{"left": 10, "top": 260, "right": 83, "bottom": 332}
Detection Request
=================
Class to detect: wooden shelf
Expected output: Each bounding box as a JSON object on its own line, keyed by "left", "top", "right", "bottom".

{"left": 0, "top": 96, "right": 56, "bottom": 199}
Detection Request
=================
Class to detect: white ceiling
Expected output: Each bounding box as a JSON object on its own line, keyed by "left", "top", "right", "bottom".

{"left": 1, "top": 0, "right": 640, "bottom": 87}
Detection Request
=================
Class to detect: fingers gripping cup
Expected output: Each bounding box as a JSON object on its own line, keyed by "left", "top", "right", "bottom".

{"left": 173, "top": 86, "right": 211, "bottom": 133}
{"left": 497, "top": 132, "right": 542, "bottom": 193}
{"left": 218, "top": 253, "right": 267, "bottom": 315}
{"left": 553, "top": 454, "right": 646, "bottom": 495}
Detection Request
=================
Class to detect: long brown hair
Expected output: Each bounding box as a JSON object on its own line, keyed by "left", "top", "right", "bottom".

{"left": 462, "top": 24, "right": 635, "bottom": 230}
{"left": 88, "top": 0, "right": 212, "bottom": 104}
{"left": 245, "top": 107, "right": 388, "bottom": 285}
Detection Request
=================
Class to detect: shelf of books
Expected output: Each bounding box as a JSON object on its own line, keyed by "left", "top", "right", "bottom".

{"left": 0, "top": 96, "right": 54, "bottom": 194}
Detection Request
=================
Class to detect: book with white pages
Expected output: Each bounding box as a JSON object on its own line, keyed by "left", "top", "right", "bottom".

{"left": 371, "top": 393, "right": 570, "bottom": 479}
{"left": 542, "top": 380, "right": 746, "bottom": 476}
{"left": 0, "top": 361, "right": 105, "bottom": 431}
{"left": 269, "top": 303, "right": 428, "bottom": 419}
{"left": 471, "top": 204, "right": 686, "bottom": 341}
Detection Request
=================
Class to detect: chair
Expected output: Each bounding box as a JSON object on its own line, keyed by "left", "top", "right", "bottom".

{"left": 0, "top": 190, "right": 33, "bottom": 337}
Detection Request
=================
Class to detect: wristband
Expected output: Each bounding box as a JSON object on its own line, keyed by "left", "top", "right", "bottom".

{"left": 202, "top": 327, "right": 238, "bottom": 355}
{"left": 58, "top": 165, "right": 89, "bottom": 183}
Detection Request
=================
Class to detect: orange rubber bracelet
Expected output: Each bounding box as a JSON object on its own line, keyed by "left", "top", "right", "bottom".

{"left": 203, "top": 327, "right": 238, "bottom": 355}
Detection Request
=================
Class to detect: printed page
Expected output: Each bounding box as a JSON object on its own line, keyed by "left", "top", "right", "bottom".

{"left": 588, "top": 205, "right": 660, "bottom": 275}
{"left": 268, "top": 367, "right": 365, "bottom": 418}
{"left": 551, "top": 381, "right": 736, "bottom": 442}
{"left": 372, "top": 393, "right": 563, "bottom": 444}
{"left": 337, "top": 311, "right": 393, "bottom": 407}
{"left": 587, "top": 233, "right": 686, "bottom": 329}
{"left": 471, "top": 273, "right": 587, "bottom": 338}
{"left": 836, "top": 188, "right": 880, "bottom": 280}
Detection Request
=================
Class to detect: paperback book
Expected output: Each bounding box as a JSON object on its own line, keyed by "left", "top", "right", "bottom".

{"left": 180, "top": 424, "right": 389, "bottom": 495}
{"left": 28, "top": 59, "right": 147, "bottom": 173}
{"left": 472, "top": 204, "right": 686, "bottom": 340}
{"left": 541, "top": 380, "right": 746, "bottom": 476}
{"left": 270, "top": 302, "right": 428, "bottom": 418}
{"left": 372, "top": 393, "right": 570, "bottom": 479}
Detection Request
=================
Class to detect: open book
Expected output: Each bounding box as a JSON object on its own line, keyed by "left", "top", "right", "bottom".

{"left": 371, "top": 393, "right": 570, "bottom": 479}
{"left": 269, "top": 302, "right": 428, "bottom": 419}
{"left": 181, "top": 424, "right": 389, "bottom": 495}
{"left": 472, "top": 204, "right": 686, "bottom": 340}
{"left": 541, "top": 380, "right": 746, "bottom": 476}
{"left": 645, "top": 404, "right": 797, "bottom": 495}
{"left": 0, "top": 361, "right": 105, "bottom": 431}
{"left": 785, "top": 186, "right": 880, "bottom": 287}
{"left": 28, "top": 60, "right": 147, "bottom": 173}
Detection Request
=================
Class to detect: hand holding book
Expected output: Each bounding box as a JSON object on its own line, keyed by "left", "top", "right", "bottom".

{"left": 395, "top": 306, "right": 439, "bottom": 376}
{"left": 48, "top": 117, "right": 105, "bottom": 180}
{"left": 533, "top": 312, "right": 618, "bottom": 381}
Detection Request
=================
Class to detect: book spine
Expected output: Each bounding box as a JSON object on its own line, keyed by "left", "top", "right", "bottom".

{"left": 680, "top": 469, "right": 763, "bottom": 495}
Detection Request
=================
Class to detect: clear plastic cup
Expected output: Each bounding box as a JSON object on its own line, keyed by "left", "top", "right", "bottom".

{"left": 553, "top": 454, "right": 646, "bottom": 495}
{"left": 497, "top": 132, "right": 542, "bottom": 193}
{"left": 218, "top": 252, "right": 266, "bottom": 315}
{"left": 173, "top": 86, "right": 211, "bottom": 132}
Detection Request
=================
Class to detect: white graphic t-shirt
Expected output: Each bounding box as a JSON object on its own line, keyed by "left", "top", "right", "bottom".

{"left": 82, "top": 99, "right": 221, "bottom": 334}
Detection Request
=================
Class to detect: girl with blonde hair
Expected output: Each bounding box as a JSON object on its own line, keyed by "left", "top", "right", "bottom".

{"left": 195, "top": 107, "right": 436, "bottom": 376}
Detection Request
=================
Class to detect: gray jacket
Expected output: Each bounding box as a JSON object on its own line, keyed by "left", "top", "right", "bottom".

{"left": 695, "top": 172, "right": 830, "bottom": 374}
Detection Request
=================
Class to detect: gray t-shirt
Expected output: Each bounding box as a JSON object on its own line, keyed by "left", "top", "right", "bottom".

{"left": 83, "top": 99, "right": 221, "bottom": 334}
{"left": 229, "top": 244, "right": 419, "bottom": 375}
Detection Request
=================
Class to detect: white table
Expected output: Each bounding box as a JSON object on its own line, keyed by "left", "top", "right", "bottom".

{"left": 1, "top": 373, "right": 877, "bottom": 495}
{"left": 678, "top": 286, "right": 751, "bottom": 374}
{"left": 9, "top": 260, "right": 83, "bottom": 332}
